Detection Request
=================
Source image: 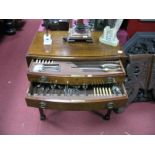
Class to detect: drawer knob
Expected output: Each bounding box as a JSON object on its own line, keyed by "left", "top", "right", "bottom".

{"left": 106, "top": 102, "right": 114, "bottom": 110}
{"left": 39, "top": 76, "right": 47, "bottom": 82}
{"left": 40, "top": 102, "right": 47, "bottom": 109}
{"left": 107, "top": 77, "right": 116, "bottom": 83}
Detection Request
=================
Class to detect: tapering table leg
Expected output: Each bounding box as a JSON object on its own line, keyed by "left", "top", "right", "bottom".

{"left": 104, "top": 109, "right": 112, "bottom": 120}
{"left": 39, "top": 108, "right": 46, "bottom": 120}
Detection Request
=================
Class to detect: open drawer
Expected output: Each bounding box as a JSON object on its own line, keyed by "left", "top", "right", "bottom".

{"left": 25, "top": 82, "right": 128, "bottom": 111}
{"left": 27, "top": 58, "right": 126, "bottom": 85}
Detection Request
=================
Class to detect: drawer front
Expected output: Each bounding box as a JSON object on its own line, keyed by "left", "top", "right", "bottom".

{"left": 27, "top": 59, "right": 126, "bottom": 85}
{"left": 25, "top": 82, "right": 128, "bottom": 111}
{"left": 28, "top": 74, "right": 125, "bottom": 85}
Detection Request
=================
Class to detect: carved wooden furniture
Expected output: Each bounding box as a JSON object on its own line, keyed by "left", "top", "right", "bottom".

{"left": 25, "top": 31, "right": 128, "bottom": 120}
{"left": 0, "top": 20, "right": 5, "bottom": 36}
{"left": 0, "top": 19, "right": 25, "bottom": 36}
{"left": 149, "top": 55, "right": 155, "bottom": 99}
{"left": 124, "top": 32, "right": 155, "bottom": 103}
{"left": 43, "top": 19, "right": 69, "bottom": 31}
{"left": 4, "top": 19, "right": 16, "bottom": 35}
{"left": 125, "top": 54, "right": 154, "bottom": 103}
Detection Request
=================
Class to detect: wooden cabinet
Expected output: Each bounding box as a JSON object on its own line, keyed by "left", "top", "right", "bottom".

{"left": 25, "top": 31, "right": 128, "bottom": 120}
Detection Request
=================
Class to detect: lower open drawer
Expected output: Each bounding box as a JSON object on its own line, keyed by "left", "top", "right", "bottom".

{"left": 25, "top": 82, "right": 128, "bottom": 110}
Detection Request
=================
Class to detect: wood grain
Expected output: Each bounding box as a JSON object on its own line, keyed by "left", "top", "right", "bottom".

{"left": 27, "top": 31, "right": 125, "bottom": 60}
{"left": 25, "top": 31, "right": 128, "bottom": 112}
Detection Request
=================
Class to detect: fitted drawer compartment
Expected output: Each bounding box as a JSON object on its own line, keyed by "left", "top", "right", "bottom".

{"left": 26, "top": 82, "right": 128, "bottom": 110}
{"left": 25, "top": 31, "right": 128, "bottom": 120}
{"left": 27, "top": 58, "right": 126, "bottom": 85}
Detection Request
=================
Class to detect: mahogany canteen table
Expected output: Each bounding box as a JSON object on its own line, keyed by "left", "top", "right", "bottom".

{"left": 25, "top": 31, "right": 128, "bottom": 120}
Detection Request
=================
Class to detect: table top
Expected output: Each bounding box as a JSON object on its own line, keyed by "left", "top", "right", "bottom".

{"left": 27, "top": 31, "right": 125, "bottom": 60}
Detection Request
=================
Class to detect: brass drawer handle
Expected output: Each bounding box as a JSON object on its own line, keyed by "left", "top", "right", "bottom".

{"left": 107, "top": 77, "right": 116, "bottom": 83}
{"left": 106, "top": 102, "right": 114, "bottom": 110}
{"left": 39, "top": 76, "right": 47, "bottom": 82}
{"left": 40, "top": 102, "right": 47, "bottom": 109}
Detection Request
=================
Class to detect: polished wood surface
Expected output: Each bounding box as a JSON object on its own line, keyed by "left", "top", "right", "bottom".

{"left": 26, "top": 81, "right": 128, "bottom": 110}
{"left": 27, "top": 59, "right": 126, "bottom": 84}
{"left": 27, "top": 31, "right": 125, "bottom": 60}
{"left": 26, "top": 96, "right": 128, "bottom": 110}
{"left": 28, "top": 74, "right": 125, "bottom": 85}
{"left": 25, "top": 31, "right": 128, "bottom": 117}
{"left": 26, "top": 83, "right": 128, "bottom": 110}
